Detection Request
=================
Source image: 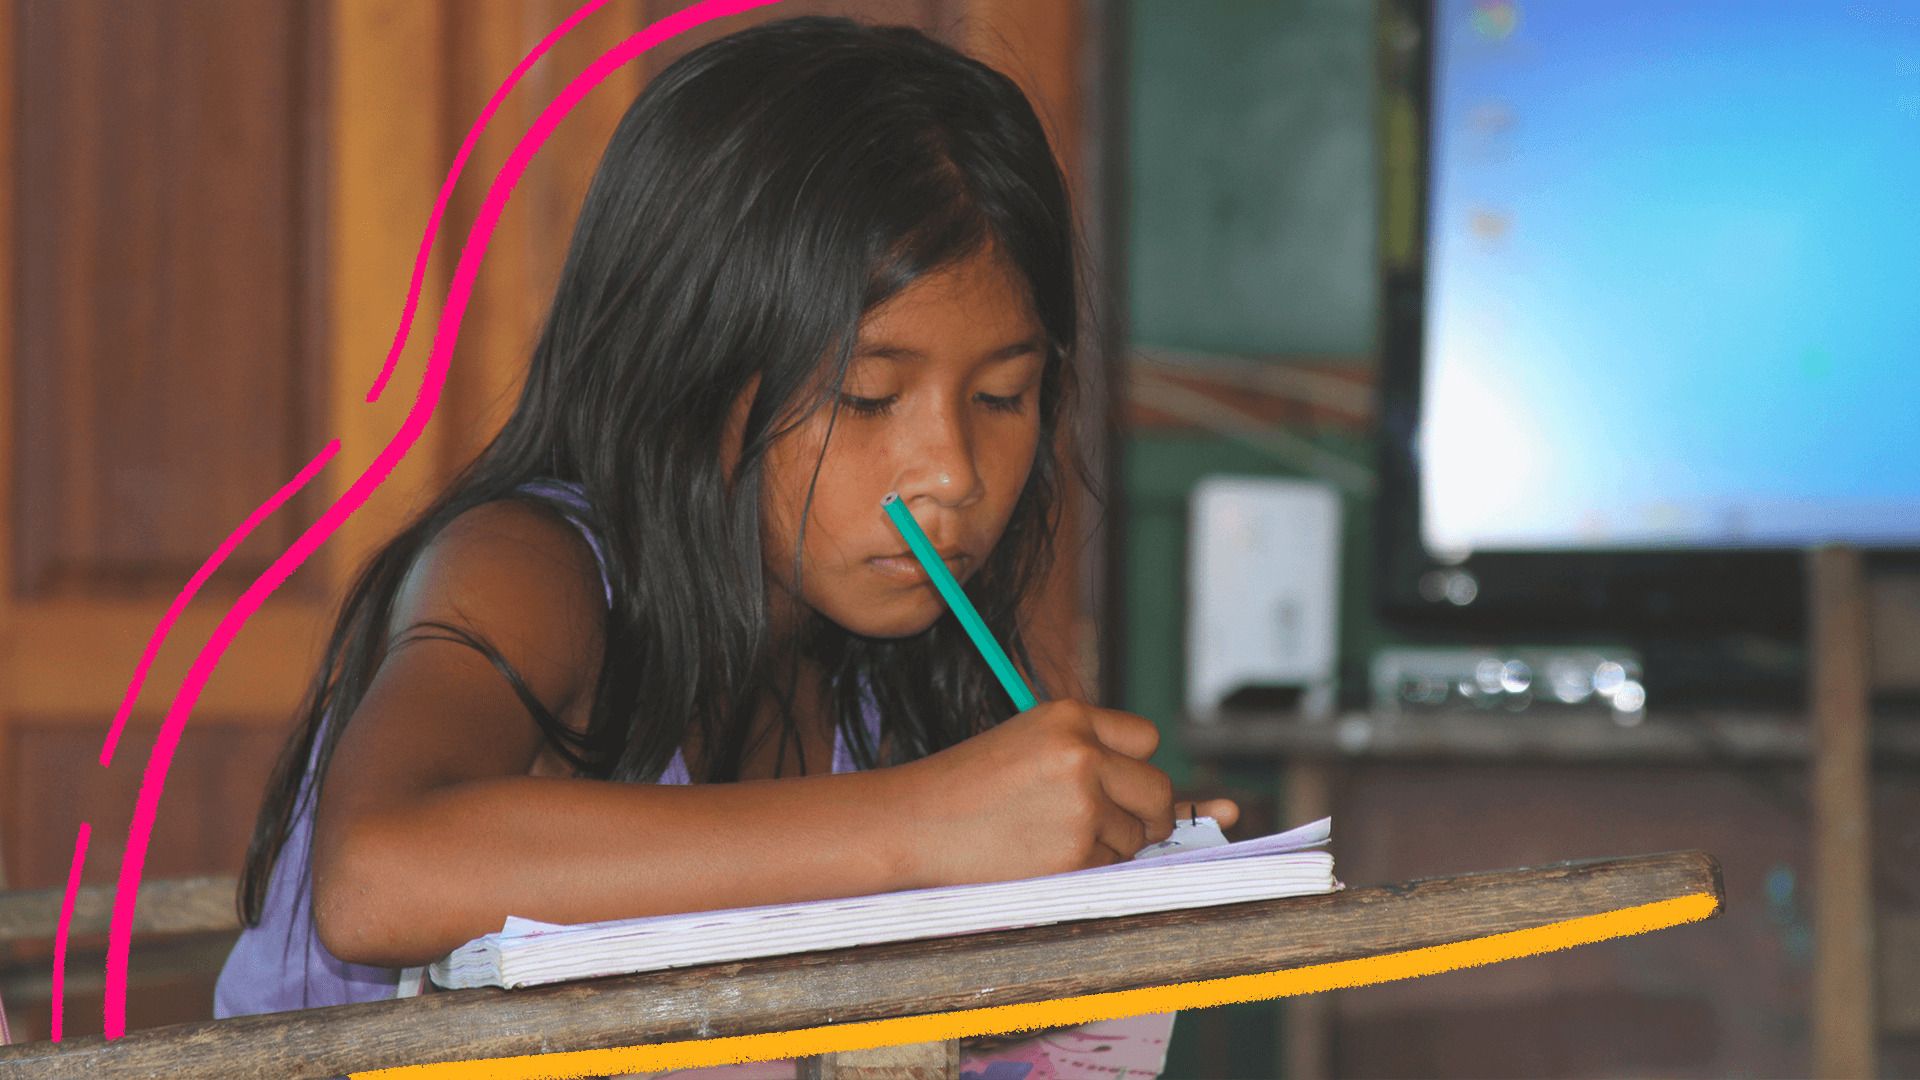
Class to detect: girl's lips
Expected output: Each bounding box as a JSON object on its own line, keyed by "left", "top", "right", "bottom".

{"left": 868, "top": 550, "right": 970, "bottom": 583}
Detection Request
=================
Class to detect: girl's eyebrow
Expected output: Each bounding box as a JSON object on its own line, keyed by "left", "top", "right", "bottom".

{"left": 853, "top": 335, "right": 1046, "bottom": 362}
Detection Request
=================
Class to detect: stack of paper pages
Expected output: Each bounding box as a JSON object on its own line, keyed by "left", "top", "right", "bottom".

{"left": 431, "top": 817, "right": 1336, "bottom": 990}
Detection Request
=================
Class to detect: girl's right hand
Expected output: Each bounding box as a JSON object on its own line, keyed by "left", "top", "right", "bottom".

{"left": 893, "top": 700, "right": 1226, "bottom": 886}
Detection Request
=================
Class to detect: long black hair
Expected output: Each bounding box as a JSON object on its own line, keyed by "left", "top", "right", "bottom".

{"left": 240, "top": 17, "right": 1080, "bottom": 925}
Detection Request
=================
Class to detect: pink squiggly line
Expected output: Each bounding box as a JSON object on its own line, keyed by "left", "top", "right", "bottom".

{"left": 98, "top": 442, "right": 340, "bottom": 770}
{"left": 52, "top": 823, "right": 90, "bottom": 1042}
{"left": 363, "top": 0, "right": 616, "bottom": 405}
{"left": 102, "top": 0, "right": 787, "bottom": 1039}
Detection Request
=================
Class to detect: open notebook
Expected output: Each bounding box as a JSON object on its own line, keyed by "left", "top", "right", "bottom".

{"left": 431, "top": 817, "right": 1337, "bottom": 990}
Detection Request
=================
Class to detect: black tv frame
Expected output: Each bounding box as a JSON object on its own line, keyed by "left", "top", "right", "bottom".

{"left": 1371, "top": 0, "right": 1818, "bottom": 696}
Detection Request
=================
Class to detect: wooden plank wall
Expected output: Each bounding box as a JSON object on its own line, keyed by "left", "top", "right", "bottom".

{"left": 11, "top": 2, "right": 326, "bottom": 602}
{"left": 0, "top": 0, "right": 16, "bottom": 894}
{"left": 1, "top": 0, "right": 332, "bottom": 1042}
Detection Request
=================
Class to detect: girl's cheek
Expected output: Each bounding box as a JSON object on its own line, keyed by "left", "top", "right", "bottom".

{"left": 825, "top": 418, "right": 897, "bottom": 475}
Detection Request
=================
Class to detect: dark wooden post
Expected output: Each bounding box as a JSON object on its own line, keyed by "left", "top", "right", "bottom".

{"left": 1281, "top": 759, "right": 1333, "bottom": 1080}
{"left": 1807, "top": 546, "right": 1877, "bottom": 1079}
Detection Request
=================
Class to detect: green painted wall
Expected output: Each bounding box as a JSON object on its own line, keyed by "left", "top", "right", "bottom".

{"left": 1129, "top": 0, "right": 1380, "bottom": 356}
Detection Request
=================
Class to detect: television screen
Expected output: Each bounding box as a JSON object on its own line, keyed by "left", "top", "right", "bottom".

{"left": 1419, "top": 0, "right": 1920, "bottom": 557}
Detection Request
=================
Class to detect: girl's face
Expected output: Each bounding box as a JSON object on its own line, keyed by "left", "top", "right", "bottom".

{"left": 760, "top": 247, "right": 1048, "bottom": 639}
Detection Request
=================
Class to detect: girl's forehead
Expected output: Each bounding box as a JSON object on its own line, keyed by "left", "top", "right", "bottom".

{"left": 857, "top": 250, "right": 1038, "bottom": 337}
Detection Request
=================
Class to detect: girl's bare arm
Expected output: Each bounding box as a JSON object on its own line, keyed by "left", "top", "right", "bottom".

{"left": 310, "top": 502, "right": 1211, "bottom": 968}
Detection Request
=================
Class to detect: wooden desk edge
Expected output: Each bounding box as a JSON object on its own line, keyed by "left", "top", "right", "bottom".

{"left": 0, "top": 850, "right": 1723, "bottom": 1078}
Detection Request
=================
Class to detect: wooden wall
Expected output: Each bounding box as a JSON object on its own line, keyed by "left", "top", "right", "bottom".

{"left": 0, "top": 0, "right": 1096, "bottom": 1041}
{"left": 12, "top": 1, "right": 327, "bottom": 601}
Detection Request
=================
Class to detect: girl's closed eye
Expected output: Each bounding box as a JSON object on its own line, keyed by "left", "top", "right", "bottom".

{"left": 976, "top": 390, "right": 1027, "bottom": 414}
{"left": 975, "top": 351, "right": 1044, "bottom": 415}
{"left": 837, "top": 354, "right": 901, "bottom": 416}
{"left": 838, "top": 392, "right": 897, "bottom": 417}
{"left": 837, "top": 384, "right": 1029, "bottom": 418}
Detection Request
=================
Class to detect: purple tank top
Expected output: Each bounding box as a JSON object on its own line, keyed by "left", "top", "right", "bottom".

{"left": 214, "top": 481, "right": 880, "bottom": 1018}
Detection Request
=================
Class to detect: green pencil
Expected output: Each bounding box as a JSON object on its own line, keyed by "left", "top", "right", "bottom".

{"left": 881, "top": 492, "right": 1039, "bottom": 711}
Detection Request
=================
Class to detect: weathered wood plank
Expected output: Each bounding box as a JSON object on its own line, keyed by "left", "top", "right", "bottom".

{"left": 0, "top": 851, "right": 1721, "bottom": 1078}
{"left": 0, "top": 875, "right": 238, "bottom": 944}
{"left": 1808, "top": 547, "right": 1878, "bottom": 1079}
{"left": 799, "top": 1039, "right": 960, "bottom": 1080}
{"left": 0, "top": 931, "right": 240, "bottom": 1002}
{"left": 1280, "top": 760, "right": 1333, "bottom": 1080}
{"left": 1183, "top": 710, "right": 1920, "bottom": 764}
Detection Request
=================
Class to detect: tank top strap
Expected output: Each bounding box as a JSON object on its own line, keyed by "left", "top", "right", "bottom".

{"left": 514, "top": 479, "right": 612, "bottom": 607}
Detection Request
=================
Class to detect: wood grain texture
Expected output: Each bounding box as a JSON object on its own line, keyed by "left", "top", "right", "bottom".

{"left": 1, "top": 603, "right": 325, "bottom": 721}
{"left": 0, "top": 850, "right": 1722, "bottom": 1078}
{"left": 324, "top": 0, "right": 448, "bottom": 583}
{"left": 522, "top": 0, "right": 643, "bottom": 309}
{"left": 12, "top": 0, "right": 322, "bottom": 600}
{"left": 1869, "top": 573, "right": 1920, "bottom": 691}
{"left": 0, "top": 0, "right": 18, "bottom": 893}
{"left": 0, "top": 876, "right": 238, "bottom": 944}
{"left": 1183, "top": 710, "right": 1920, "bottom": 764}
{"left": 1807, "top": 546, "right": 1877, "bottom": 1080}
{"left": 3, "top": 722, "right": 282, "bottom": 892}
{"left": 800, "top": 1039, "right": 959, "bottom": 1080}
{"left": 0, "top": 931, "right": 239, "bottom": 1005}
{"left": 1281, "top": 760, "right": 1333, "bottom": 1080}
{"left": 440, "top": 0, "right": 547, "bottom": 475}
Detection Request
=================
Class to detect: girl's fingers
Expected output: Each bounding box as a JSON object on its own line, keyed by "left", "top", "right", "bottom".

{"left": 1202, "top": 798, "right": 1241, "bottom": 828}
{"left": 1097, "top": 750, "right": 1176, "bottom": 847}
{"left": 1177, "top": 798, "right": 1242, "bottom": 829}
{"left": 1081, "top": 705, "right": 1161, "bottom": 761}
{"left": 1091, "top": 797, "right": 1150, "bottom": 863}
{"left": 1089, "top": 837, "right": 1131, "bottom": 867}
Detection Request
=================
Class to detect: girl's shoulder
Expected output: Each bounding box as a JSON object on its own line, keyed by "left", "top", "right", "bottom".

{"left": 386, "top": 496, "right": 609, "bottom": 701}
{"left": 409, "top": 496, "right": 603, "bottom": 604}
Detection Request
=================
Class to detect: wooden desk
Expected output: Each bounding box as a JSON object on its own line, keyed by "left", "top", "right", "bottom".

{"left": 0, "top": 851, "right": 1721, "bottom": 1079}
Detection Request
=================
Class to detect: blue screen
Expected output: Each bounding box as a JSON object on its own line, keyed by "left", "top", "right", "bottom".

{"left": 1420, "top": 0, "right": 1920, "bottom": 554}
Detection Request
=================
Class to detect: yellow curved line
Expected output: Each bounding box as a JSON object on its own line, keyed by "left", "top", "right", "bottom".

{"left": 356, "top": 891, "right": 1718, "bottom": 1080}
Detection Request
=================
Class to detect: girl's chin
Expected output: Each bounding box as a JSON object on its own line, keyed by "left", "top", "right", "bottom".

{"left": 838, "top": 615, "right": 945, "bottom": 640}
{"left": 814, "top": 598, "right": 946, "bottom": 640}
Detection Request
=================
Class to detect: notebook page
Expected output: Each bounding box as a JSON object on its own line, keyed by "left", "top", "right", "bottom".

{"left": 438, "top": 819, "right": 1338, "bottom": 989}
{"left": 497, "top": 817, "right": 1332, "bottom": 941}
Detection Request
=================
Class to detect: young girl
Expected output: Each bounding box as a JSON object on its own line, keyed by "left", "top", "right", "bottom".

{"left": 217, "top": 16, "right": 1235, "bottom": 1075}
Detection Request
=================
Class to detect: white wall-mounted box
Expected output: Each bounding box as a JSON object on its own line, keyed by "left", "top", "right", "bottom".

{"left": 1186, "top": 476, "right": 1343, "bottom": 719}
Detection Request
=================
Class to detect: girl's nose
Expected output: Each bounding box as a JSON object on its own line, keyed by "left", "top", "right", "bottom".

{"left": 895, "top": 411, "right": 983, "bottom": 510}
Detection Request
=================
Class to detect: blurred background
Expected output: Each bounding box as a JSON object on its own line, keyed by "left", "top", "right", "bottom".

{"left": 0, "top": 2, "right": 1917, "bottom": 1077}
